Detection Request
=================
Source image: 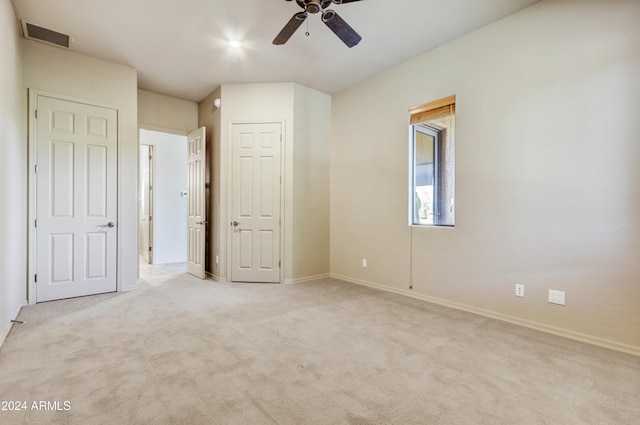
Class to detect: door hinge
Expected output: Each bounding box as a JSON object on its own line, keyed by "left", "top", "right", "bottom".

{"left": 279, "top": 261, "right": 281, "bottom": 268}
{"left": 34, "top": 219, "right": 37, "bottom": 228}
{"left": 149, "top": 247, "right": 152, "bottom": 253}
{"left": 35, "top": 110, "right": 38, "bottom": 119}
{"left": 34, "top": 274, "right": 37, "bottom": 283}
{"left": 34, "top": 164, "right": 39, "bottom": 173}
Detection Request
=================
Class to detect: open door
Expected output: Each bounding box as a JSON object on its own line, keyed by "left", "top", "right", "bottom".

{"left": 187, "top": 127, "right": 206, "bottom": 279}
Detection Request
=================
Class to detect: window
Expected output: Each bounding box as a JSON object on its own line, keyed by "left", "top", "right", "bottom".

{"left": 409, "top": 95, "right": 455, "bottom": 226}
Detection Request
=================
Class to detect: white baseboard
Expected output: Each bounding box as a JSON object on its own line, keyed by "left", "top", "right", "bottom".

{"left": 283, "top": 273, "right": 330, "bottom": 285}
{"left": 330, "top": 273, "right": 640, "bottom": 357}
{"left": 120, "top": 284, "right": 137, "bottom": 292}
{"left": 204, "top": 273, "right": 329, "bottom": 285}
{"left": 206, "top": 272, "right": 227, "bottom": 283}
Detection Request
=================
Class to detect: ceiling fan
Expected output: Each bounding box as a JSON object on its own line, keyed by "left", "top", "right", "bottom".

{"left": 273, "top": 0, "right": 363, "bottom": 48}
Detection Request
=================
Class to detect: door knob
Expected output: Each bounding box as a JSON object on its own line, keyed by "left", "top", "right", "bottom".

{"left": 196, "top": 221, "right": 208, "bottom": 225}
{"left": 231, "top": 221, "right": 240, "bottom": 227}
{"left": 98, "top": 222, "right": 115, "bottom": 228}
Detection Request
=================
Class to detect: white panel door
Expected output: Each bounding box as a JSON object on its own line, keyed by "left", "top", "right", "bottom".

{"left": 187, "top": 127, "right": 206, "bottom": 279}
{"left": 231, "top": 123, "right": 281, "bottom": 283}
{"left": 36, "top": 96, "right": 118, "bottom": 302}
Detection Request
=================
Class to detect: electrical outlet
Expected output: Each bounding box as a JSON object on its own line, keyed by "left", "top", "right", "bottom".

{"left": 515, "top": 284, "right": 525, "bottom": 297}
{"left": 548, "top": 289, "right": 566, "bottom": 305}
{"left": 362, "top": 259, "right": 367, "bottom": 268}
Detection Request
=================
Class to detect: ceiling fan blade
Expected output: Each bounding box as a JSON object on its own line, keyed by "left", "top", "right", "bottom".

{"left": 322, "top": 10, "right": 362, "bottom": 48}
{"left": 273, "top": 12, "right": 308, "bottom": 45}
{"left": 332, "top": 0, "right": 364, "bottom": 3}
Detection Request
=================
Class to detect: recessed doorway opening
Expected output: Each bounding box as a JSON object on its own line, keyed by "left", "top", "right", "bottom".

{"left": 138, "top": 129, "right": 188, "bottom": 277}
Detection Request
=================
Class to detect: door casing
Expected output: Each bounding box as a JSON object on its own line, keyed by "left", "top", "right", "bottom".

{"left": 27, "top": 89, "right": 124, "bottom": 305}
{"left": 140, "top": 144, "right": 153, "bottom": 264}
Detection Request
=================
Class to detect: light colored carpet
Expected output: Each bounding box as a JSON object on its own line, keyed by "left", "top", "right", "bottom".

{"left": 0, "top": 275, "right": 638, "bottom": 425}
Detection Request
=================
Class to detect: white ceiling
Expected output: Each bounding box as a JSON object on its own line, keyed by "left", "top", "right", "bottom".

{"left": 12, "top": 0, "right": 541, "bottom": 103}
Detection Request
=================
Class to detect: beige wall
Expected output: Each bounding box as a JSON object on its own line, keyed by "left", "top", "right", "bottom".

{"left": 331, "top": 0, "right": 640, "bottom": 353}
{"left": 22, "top": 40, "right": 139, "bottom": 292}
{"left": 292, "top": 84, "right": 331, "bottom": 282}
{"left": 138, "top": 89, "right": 198, "bottom": 135}
{"left": 199, "top": 83, "right": 330, "bottom": 283}
{"left": 0, "top": 0, "right": 25, "bottom": 345}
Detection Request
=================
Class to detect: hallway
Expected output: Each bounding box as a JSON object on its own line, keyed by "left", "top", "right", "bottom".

{"left": 139, "top": 259, "right": 187, "bottom": 280}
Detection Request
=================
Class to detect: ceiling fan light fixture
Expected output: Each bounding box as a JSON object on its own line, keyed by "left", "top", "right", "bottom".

{"left": 321, "top": 9, "right": 335, "bottom": 21}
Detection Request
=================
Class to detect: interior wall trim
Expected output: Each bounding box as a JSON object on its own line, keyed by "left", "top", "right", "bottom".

{"left": 206, "top": 272, "right": 227, "bottom": 283}
{"left": 330, "top": 273, "right": 640, "bottom": 358}
{"left": 284, "top": 273, "right": 330, "bottom": 285}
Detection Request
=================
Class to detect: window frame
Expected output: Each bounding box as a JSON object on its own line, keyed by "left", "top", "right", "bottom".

{"left": 409, "top": 95, "right": 455, "bottom": 227}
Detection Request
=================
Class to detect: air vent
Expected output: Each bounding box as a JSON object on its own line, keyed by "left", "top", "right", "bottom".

{"left": 21, "top": 21, "right": 70, "bottom": 49}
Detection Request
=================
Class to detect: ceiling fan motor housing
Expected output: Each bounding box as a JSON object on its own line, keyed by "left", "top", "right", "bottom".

{"left": 295, "top": 0, "right": 341, "bottom": 13}
{"left": 305, "top": 1, "right": 322, "bottom": 14}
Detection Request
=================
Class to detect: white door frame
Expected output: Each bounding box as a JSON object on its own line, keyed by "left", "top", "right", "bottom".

{"left": 227, "top": 120, "right": 285, "bottom": 284}
{"left": 139, "top": 144, "right": 154, "bottom": 264}
{"left": 27, "top": 89, "right": 124, "bottom": 305}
